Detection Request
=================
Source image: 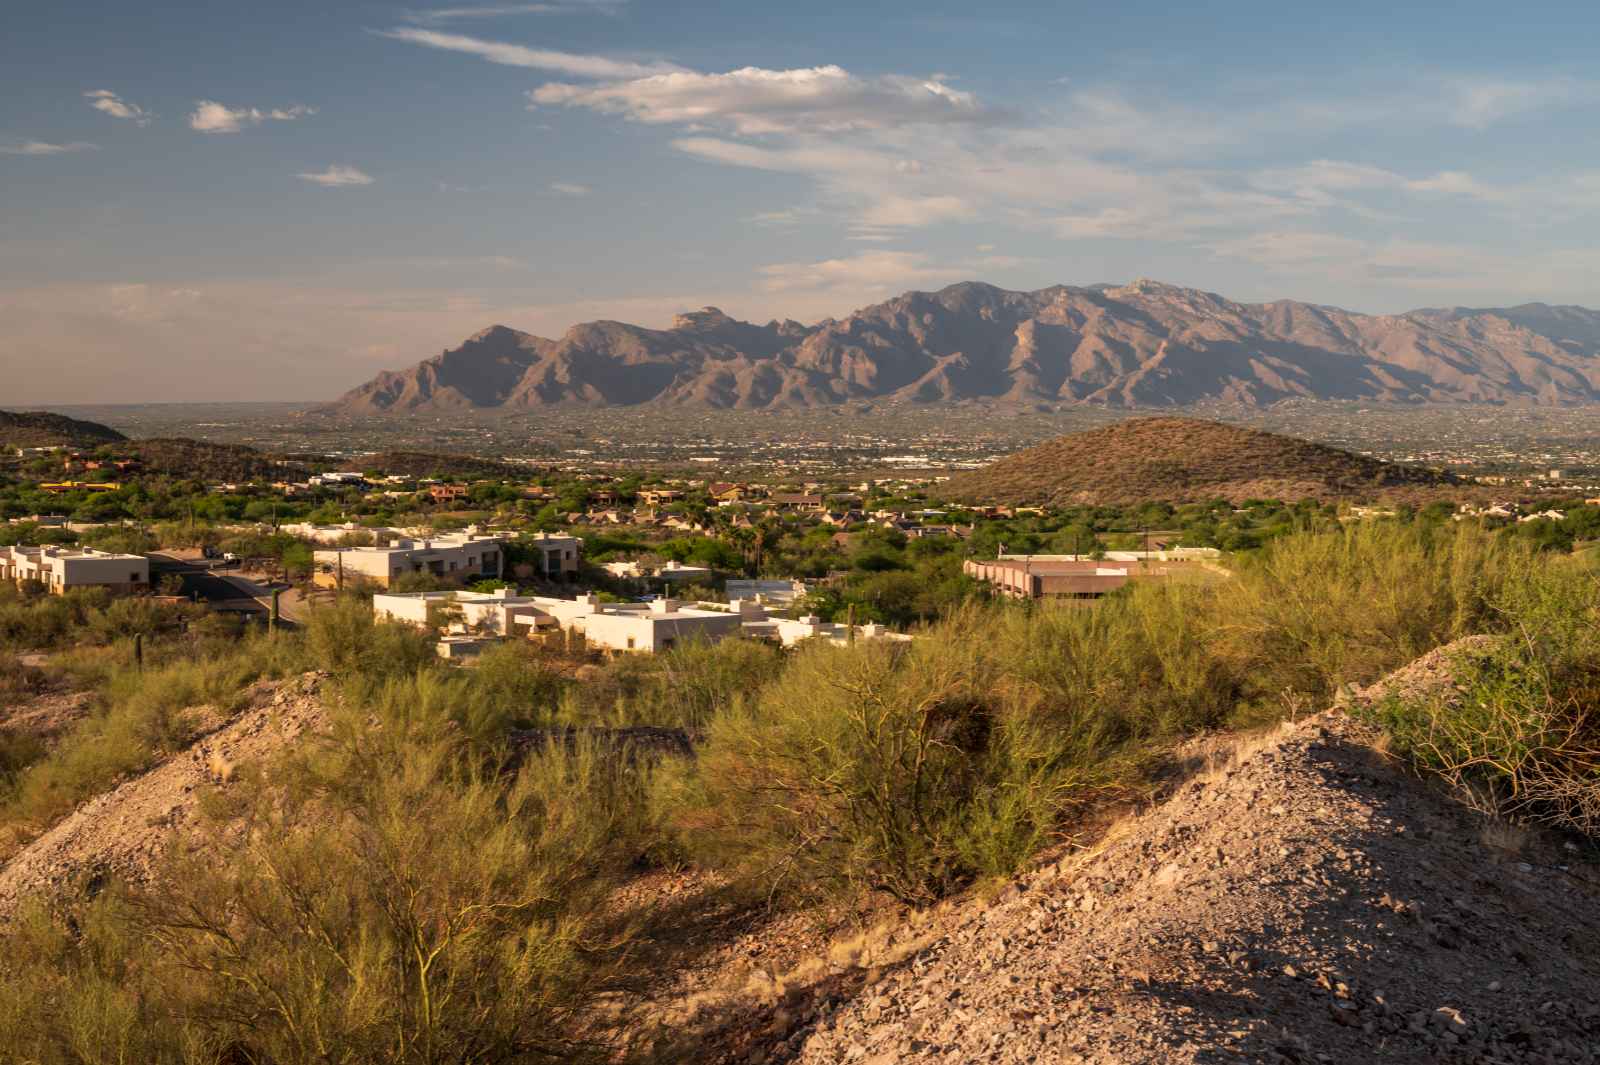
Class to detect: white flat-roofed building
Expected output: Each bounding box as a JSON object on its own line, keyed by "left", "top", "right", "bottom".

{"left": 741, "top": 613, "right": 914, "bottom": 648}
{"left": 516, "top": 594, "right": 754, "bottom": 653}
{"left": 373, "top": 586, "right": 549, "bottom": 636}
{"left": 724, "top": 578, "right": 808, "bottom": 606}
{"left": 374, "top": 590, "right": 917, "bottom": 655}
{"left": 523, "top": 532, "right": 582, "bottom": 578}
{"left": 655, "top": 560, "right": 714, "bottom": 583}
{"left": 313, "top": 532, "right": 507, "bottom": 589}
{"left": 280, "top": 521, "right": 401, "bottom": 545}
{"left": 0, "top": 545, "right": 149, "bottom": 595}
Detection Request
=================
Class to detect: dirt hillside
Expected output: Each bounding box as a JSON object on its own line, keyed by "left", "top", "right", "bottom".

{"left": 0, "top": 673, "right": 327, "bottom": 920}
{"left": 778, "top": 710, "right": 1599, "bottom": 1064}
{"left": 942, "top": 416, "right": 1456, "bottom": 506}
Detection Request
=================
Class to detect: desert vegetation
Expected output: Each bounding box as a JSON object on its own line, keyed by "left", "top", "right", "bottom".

{"left": 0, "top": 521, "right": 1596, "bottom": 1061}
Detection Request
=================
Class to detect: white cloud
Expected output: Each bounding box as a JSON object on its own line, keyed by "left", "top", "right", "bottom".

{"left": 403, "top": 1, "right": 623, "bottom": 20}
{"left": 757, "top": 249, "right": 1025, "bottom": 297}
{"left": 296, "top": 165, "right": 375, "bottom": 187}
{"left": 548, "top": 181, "right": 591, "bottom": 196}
{"left": 189, "top": 100, "right": 316, "bottom": 134}
{"left": 84, "top": 90, "right": 151, "bottom": 125}
{"left": 531, "top": 65, "right": 991, "bottom": 135}
{"left": 0, "top": 140, "right": 97, "bottom": 156}
{"left": 378, "top": 27, "right": 681, "bottom": 78}
{"left": 1252, "top": 159, "right": 1502, "bottom": 206}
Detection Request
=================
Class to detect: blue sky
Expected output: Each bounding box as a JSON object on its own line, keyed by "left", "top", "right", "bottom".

{"left": 4, "top": 0, "right": 1600, "bottom": 402}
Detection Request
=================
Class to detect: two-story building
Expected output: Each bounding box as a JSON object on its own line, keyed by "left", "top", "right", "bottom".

{"left": 522, "top": 532, "right": 582, "bottom": 579}
{"left": 313, "top": 532, "right": 507, "bottom": 589}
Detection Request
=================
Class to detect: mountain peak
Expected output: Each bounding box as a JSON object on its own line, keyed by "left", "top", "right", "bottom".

{"left": 671, "top": 306, "right": 738, "bottom": 331}
{"left": 466, "top": 324, "right": 523, "bottom": 342}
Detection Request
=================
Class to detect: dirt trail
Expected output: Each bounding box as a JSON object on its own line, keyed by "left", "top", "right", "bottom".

{"left": 0, "top": 672, "right": 328, "bottom": 919}
{"left": 785, "top": 710, "right": 1600, "bottom": 1064}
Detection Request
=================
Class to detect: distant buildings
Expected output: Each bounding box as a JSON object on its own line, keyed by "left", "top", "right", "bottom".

{"left": 372, "top": 589, "right": 912, "bottom": 655}
{"left": 429, "top": 484, "right": 470, "bottom": 503}
{"left": 313, "top": 532, "right": 507, "bottom": 590}
{"left": 0, "top": 545, "right": 149, "bottom": 595}
{"left": 280, "top": 521, "right": 397, "bottom": 545}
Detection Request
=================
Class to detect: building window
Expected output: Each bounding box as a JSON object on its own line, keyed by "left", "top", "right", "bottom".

{"left": 626, "top": 636, "right": 636, "bottom": 649}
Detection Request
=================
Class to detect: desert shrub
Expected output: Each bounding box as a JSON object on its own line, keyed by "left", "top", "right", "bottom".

{"left": 0, "top": 586, "right": 196, "bottom": 652}
{"left": 128, "top": 733, "right": 644, "bottom": 1063}
{"left": 0, "top": 589, "right": 79, "bottom": 650}
{"left": 1223, "top": 522, "right": 1524, "bottom": 703}
{"left": 303, "top": 596, "right": 436, "bottom": 679}
{"left": 464, "top": 640, "right": 566, "bottom": 728}
{"left": 1360, "top": 561, "right": 1600, "bottom": 834}
{"left": 557, "top": 637, "right": 786, "bottom": 729}
{"left": 0, "top": 894, "right": 195, "bottom": 1065}
{"left": 671, "top": 618, "right": 1133, "bottom": 905}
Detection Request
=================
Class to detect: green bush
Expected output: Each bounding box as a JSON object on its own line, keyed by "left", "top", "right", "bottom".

{"left": 672, "top": 621, "right": 1131, "bottom": 905}
{"left": 1358, "top": 560, "right": 1600, "bottom": 833}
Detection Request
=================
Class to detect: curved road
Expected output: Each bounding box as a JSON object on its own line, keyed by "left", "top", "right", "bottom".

{"left": 147, "top": 554, "right": 305, "bottom": 625}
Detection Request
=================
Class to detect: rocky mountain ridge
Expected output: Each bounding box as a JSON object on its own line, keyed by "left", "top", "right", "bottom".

{"left": 323, "top": 280, "right": 1600, "bottom": 412}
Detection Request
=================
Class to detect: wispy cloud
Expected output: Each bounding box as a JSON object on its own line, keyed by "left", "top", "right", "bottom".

{"left": 1, "top": 140, "right": 98, "bottom": 156}
{"left": 757, "top": 249, "right": 1024, "bottom": 297}
{"left": 189, "top": 100, "right": 317, "bottom": 134}
{"left": 402, "top": 0, "right": 623, "bottom": 21}
{"left": 377, "top": 27, "right": 680, "bottom": 78}
{"left": 296, "top": 165, "right": 375, "bottom": 187}
{"left": 548, "top": 181, "right": 591, "bottom": 196}
{"left": 1444, "top": 77, "right": 1594, "bottom": 129}
{"left": 531, "top": 65, "right": 994, "bottom": 135}
{"left": 84, "top": 89, "right": 151, "bottom": 125}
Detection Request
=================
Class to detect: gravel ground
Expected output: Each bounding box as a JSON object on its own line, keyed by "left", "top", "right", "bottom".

{"left": 784, "top": 711, "right": 1599, "bottom": 1065}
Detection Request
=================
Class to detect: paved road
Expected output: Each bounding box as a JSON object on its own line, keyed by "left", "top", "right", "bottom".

{"left": 148, "top": 554, "right": 299, "bottom": 624}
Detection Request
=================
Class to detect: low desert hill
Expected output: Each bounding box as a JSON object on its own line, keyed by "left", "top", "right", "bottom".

{"left": 128, "top": 438, "right": 312, "bottom": 482}
{"left": 941, "top": 416, "right": 1455, "bottom": 505}
{"left": 0, "top": 410, "right": 126, "bottom": 449}
{"left": 322, "top": 281, "right": 1600, "bottom": 413}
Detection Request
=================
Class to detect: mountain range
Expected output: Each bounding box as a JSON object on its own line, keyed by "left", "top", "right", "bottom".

{"left": 322, "top": 280, "right": 1600, "bottom": 413}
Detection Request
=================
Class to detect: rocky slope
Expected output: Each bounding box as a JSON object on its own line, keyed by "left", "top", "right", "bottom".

{"left": 323, "top": 281, "right": 1600, "bottom": 412}
{"left": 941, "top": 415, "right": 1455, "bottom": 505}
{"left": 0, "top": 673, "right": 327, "bottom": 920}
{"left": 785, "top": 710, "right": 1600, "bottom": 1064}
